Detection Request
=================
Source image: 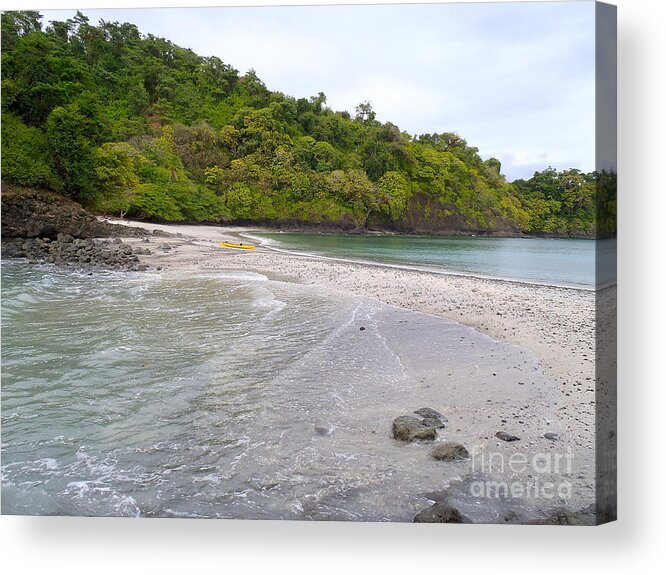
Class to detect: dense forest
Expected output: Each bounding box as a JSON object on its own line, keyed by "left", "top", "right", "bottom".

{"left": 1, "top": 11, "right": 615, "bottom": 237}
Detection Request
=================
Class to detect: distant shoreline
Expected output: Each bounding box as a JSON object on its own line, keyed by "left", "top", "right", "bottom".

{"left": 240, "top": 231, "right": 606, "bottom": 292}
{"left": 111, "top": 216, "right": 600, "bottom": 240}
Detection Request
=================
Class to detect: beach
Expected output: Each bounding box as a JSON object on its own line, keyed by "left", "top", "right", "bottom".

{"left": 98, "top": 220, "right": 607, "bottom": 519}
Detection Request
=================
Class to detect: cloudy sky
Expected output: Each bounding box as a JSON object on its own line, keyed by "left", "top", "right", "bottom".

{"left": 38, "top": 1, "right": 596, "bottom": 181}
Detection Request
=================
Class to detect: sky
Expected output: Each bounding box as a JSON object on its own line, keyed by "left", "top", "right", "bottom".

{"left": 37, "top": 1, "right": 596, "bottom": 181}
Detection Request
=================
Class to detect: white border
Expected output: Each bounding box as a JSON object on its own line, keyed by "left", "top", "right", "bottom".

{"left": 1, "top": 1, "right": 663, "bottom": 573}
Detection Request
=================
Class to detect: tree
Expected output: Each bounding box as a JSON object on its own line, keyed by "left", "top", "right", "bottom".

{"left": 45, "top": 105, "right": 97, "bottom": 202}
{"left": 93, "top": 142, "right": 141, "bottom": 215}
{"left": 1, "top": 112, "right": 57, "bottom": 187}
{"left": 1, "top": 11, "right": 43, "bottom": 50}
{"left": 0, "top": 10, "right": 600, "bottom": 235}
{"left": 355, "top": 100, "right": 376, "bottom": 123}
{"left": 377, "top": 171, "right": 410, "bottom": 219}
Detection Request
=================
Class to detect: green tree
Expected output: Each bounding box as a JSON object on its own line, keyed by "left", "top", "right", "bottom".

{"left": 45, "top": 105, "right": 97, "bottom": 201}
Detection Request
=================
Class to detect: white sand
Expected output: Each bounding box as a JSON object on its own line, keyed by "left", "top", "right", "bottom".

{"left": 108, "top": 219, "right": 608, "bottom": 514}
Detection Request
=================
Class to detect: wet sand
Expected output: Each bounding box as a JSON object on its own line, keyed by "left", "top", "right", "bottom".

{"left": 108, "top": 219, "right": 606, "bottom": 517}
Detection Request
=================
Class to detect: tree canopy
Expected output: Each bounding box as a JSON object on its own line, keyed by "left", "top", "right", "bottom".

{"left": 1, "top": 11, "right": 612, "bottom": 236}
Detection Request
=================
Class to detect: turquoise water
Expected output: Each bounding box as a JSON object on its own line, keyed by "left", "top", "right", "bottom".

{"left": 250, "top": 233, "right": 616, "bottom": 289}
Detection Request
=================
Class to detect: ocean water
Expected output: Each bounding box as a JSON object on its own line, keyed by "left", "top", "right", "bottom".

{"left": 1, "top": 260, "right": 558, "bottom": 521}
{"left": 251, "top": 233, "right": 616, "bottom": 289}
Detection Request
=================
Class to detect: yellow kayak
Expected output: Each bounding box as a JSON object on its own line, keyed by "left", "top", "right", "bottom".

{"left": 219, "top": 241, "right": 255, "bottom": 250}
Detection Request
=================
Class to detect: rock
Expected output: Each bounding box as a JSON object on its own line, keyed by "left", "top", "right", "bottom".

{"left": 392, "top": 416, "right": 437, "bottom": 442}
{"left": 544, "top": 432, "right": 560, "bottom": 441}
{"left": 414, "top": 502, "right": 467, "bottom": 523}
{"left": 1, "top": 185, "right": 147, "bottom": 240}
{"left": 2, "top": 234, "right": 150, "bottom": 273}
{"left": 430, "top": 442, "right": 470, "bottom": 461}
{"left": 422, "top": 417, "right": 446, "bottom": 429}
{"left": 314, "top": 423, "right": 334, "bottom": 436}
{"left": 414, "top": 407, "right": 445, "bottom": 420}
{"left": 1, "top": 184, "right": 154, "bottom": 273}
{"left": 495, "top": 431, "right": 520, "bottom": 442}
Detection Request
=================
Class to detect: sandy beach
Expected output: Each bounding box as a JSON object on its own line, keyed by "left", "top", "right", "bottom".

{"left": 106, "top": 219, "right": 608, "bottom": 518}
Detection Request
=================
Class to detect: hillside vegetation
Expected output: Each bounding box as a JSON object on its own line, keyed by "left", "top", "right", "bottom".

{"left": 1, "top": 11, "right": 614, "bottom": 236}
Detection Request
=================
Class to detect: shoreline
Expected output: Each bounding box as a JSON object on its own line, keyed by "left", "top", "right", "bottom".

{"left": 3, "top": 217, "right": 603, "bottom": 520}
{"left": 240, "top": 231, "right": 602, "bottom": 292}
{"left": 102, "top": 219, "right": 601, "bottom": 516}
{"left": 105, "top": 218, "right": 598, "bottom": 410}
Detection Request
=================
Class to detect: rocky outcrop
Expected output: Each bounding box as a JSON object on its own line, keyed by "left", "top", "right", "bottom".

{"left": 392, "top": 416, "right": 437, "bottom": 442}
{"left": 1, "top": 184, "right": 157, "bottom": 270}
{"left": 2, "top": 235, "right": 151, "bottom": 271}
{"left": 430, "top": 442, "right": 470, "bottom": 461}
{"left": 1, "top": 184, "right": 146, "bottom": 240}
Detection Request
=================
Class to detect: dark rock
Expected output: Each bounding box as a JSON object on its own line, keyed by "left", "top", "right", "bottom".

{"left": 414, "top": 502, "right": 467, "bottom": 523}
{"left": 359, "top": 326, "right": 366, "bottom": 331}
{"left": 422, "top": 417, "right": 446, "bottom": 429}
{"left": 392, "top": 416, "right": 437, "bottom": 442}
{"left": 414, "top": 407, "right": 446, "bottom": 421}
{"left": 1, "top": 184, "right": 147, "bottom": 240}
{"left": 544, "top": 432, "right": 560, "bottom": 441}
{"left": 495, "top": 431, "right": 520, "bottom": 442}
{"left": 430, "top": 442, "right": 470, "bottom": 461}
{"left": 2, "top": 234, "right": 150, "bottom": 273}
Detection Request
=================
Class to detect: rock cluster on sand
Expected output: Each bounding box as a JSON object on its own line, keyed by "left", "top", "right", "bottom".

{"left": 1, "top": 185, "right": 156, "bottom": 271}
{"left": 2, "top": 235, "right": 151, "bottom": 271}
{"left": 414, "top": 499, "right": 597, "bottom": 525}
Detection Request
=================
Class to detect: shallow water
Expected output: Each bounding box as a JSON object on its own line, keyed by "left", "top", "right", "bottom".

{"left": 2, "top": 260, "right": 558, "bottom": 521}
{"left": 252, "top": 233, "right": 615, "bottom": 289}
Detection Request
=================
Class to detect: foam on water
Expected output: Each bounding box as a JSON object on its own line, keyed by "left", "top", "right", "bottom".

{"left": 1, "top": 260, "right": 564, "bottom": 521}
